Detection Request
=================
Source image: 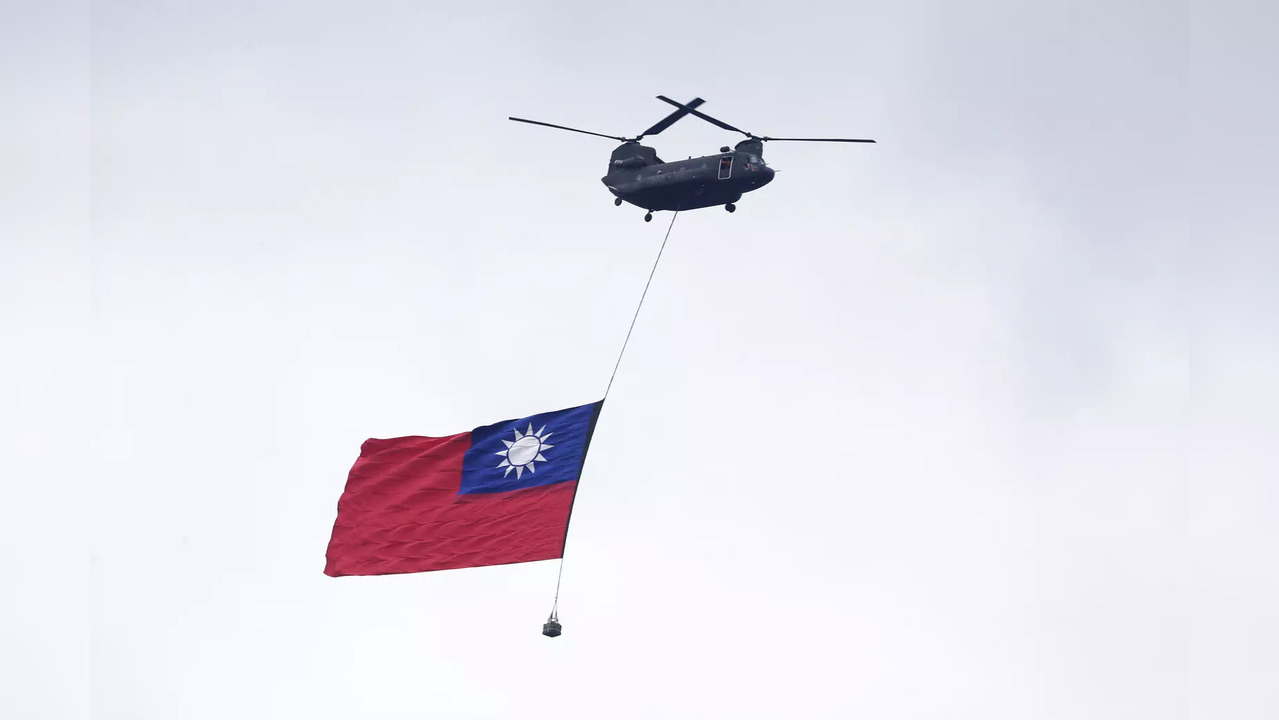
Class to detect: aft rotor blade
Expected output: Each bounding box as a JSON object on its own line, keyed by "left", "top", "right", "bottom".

{"left": 640, "top": 97, "right": 705, "bottom": 137}
{"left": 655, "top": 95, "right": 752, "bottom": 137}
{"left": 760, "top": 136, "right": 877, "bottom": 143}
{"left": 508, "top": 116, "right": 627, "bottom": 141}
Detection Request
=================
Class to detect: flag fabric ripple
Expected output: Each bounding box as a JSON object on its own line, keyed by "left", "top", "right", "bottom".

{"left": 324, "top": 400, "right": 603, "bottom": 576}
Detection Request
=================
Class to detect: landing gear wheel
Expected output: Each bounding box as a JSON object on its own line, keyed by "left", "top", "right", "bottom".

{"left": 725, "top": 203, "right": 736, "bottom": 213}
{"left": 644, "top": 212, "right": 653, "bottom": 222}
{"left": 614, "top": 198, "right": 623, "bottom": 206}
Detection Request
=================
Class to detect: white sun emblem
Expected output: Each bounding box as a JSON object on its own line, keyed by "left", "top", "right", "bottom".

{"left": 495, "top": 424, "right": 554, "bottom": 479}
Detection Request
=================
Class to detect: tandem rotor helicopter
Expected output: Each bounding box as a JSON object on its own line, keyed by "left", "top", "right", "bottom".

{"left": 510, "top": 95, "right": 876, "bottom": 221}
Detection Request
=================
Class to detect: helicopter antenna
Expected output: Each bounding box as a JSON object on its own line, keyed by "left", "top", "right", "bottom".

{"left": 654, "top": 95, "right": 876, "bottom": 143}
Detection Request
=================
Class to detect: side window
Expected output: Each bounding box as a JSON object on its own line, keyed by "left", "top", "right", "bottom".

{"left": 718, "top": 155, "right": 733, "bottom": 180}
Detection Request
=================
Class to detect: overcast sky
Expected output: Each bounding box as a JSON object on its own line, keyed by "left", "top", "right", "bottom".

{"left": 2, "top": 1, "right": 1273, "bottom": 719}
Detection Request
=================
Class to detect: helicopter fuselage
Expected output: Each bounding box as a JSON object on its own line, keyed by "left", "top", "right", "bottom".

{"left": 601, "top": 149, "right": 775, "bottom": 212}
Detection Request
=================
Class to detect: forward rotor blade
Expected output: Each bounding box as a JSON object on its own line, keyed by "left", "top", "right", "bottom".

{"left": 640, "top": 97, "right": 705, "bottom": 137}
{"left": 508, "top": 116, "right": 627, "bottom": 141}
{"left": 760, "top": 136, "right": 877, "bottom": 143}
{"left": 655, "top": 95, "right": 752, "bottom": 137}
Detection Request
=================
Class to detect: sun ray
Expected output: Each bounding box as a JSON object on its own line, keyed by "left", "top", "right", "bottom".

{"left": 534, "top": 454, "right": 547, "bottom": 462}
{"left": 502, "top": 439, "right": 514, "bottom": 449}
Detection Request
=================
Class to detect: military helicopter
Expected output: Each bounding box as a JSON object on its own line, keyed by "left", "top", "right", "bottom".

{"left": 509, "top": 96, "right": 875, "bottom": 221}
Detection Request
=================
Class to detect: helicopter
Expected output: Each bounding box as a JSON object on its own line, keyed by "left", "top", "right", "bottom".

{"left": 509, "top": 95, "right": 876, "bottom": 221}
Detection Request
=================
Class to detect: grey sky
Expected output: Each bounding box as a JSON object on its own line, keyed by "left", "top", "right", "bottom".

{"left": 2, "top": 1, "right": 1270, "bottom": 718}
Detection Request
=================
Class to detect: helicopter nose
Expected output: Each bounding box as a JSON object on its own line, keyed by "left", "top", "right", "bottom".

{"left": 754, "top": 164, "right": 775, "bottom": 185}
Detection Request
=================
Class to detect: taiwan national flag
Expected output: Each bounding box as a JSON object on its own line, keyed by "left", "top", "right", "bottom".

{"left": 324, "top": 400, "right": 604, "bottom": 576}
